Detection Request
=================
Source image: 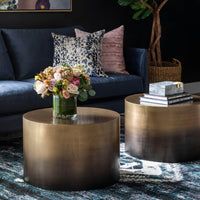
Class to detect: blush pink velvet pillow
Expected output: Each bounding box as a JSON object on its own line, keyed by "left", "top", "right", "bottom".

{"left": 75, "top": 25, "right": 128, "bottom": 74}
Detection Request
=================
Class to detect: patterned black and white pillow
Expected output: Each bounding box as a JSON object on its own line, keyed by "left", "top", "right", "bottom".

{"left": 52, "top": 30, "right": 107, "bottom": 77}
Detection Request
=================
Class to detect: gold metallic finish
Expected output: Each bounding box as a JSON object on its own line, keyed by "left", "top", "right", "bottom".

{"left": 125, "top": 94, "right": 200, "bottom": 162}
{"left": 23, "top": 107, "right": 120, "bottom": 191}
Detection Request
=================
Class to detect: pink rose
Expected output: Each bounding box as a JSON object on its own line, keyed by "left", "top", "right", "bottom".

{"left": 48, "top": 79, "right": 56, "bottom": 92}
{"left": 72, "top": 78, "right": 80, "bottom": 86}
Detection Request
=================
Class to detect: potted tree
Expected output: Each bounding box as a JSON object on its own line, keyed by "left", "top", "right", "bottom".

{"left": 118, "top": 0, "right": 181, "bottom": 82}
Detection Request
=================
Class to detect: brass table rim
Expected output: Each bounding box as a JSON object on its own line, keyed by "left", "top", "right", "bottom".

{"left": 23, "top": 107, "right": 120, "bottom": 126}
{"left": 125, "top": 94, "right": 200, "bottom": 108}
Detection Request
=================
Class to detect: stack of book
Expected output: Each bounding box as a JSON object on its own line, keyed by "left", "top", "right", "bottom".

{"left": 140, "top": 81, "right": 193, "bottom": 106}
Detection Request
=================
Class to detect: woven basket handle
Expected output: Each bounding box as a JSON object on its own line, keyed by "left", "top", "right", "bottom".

{"left": 172, "top": 58, "right": 181, "bottom": 65}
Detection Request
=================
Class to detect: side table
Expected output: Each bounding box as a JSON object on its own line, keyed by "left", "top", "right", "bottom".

{"left": 125, "top": 94, "right": 200, "bottom": 162}
{"left": 23, "top": 107, "right": 120, "bottom": 190}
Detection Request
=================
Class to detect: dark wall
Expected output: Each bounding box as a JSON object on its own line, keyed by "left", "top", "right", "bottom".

{"left": 0, "top": 0, "right": 199, "bottom": 83}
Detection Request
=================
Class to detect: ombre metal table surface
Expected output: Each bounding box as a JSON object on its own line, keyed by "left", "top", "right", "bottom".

{"left": 125, "top": 94, "right": 200, "bottom": 162}
{"left": 23, "top": 107, "right": 120, "bottom": 191}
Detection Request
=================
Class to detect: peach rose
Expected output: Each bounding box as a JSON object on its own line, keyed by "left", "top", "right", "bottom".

{"left": 67, "top": 84, "right": 79, "bottom": 95}
{"left": 62, "top": 90, "right": 70, "bottom": 99}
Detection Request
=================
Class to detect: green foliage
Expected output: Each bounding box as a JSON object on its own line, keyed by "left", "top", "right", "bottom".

{"left": 88, "top": 89, "right": 96, "bottom": 97}
{"left": 78, "top": 91, "right": 88, "bottom": 102}
{"left": 118, "top": 0, "right": 152, "bottom": 20}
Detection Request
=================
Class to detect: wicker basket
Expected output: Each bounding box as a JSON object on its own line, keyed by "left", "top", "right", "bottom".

{"left": 149, "top": 59, "right": 182, "bottom": 83}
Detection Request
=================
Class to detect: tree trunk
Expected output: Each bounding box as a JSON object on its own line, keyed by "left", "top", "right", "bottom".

{"left": 149, "top": 10, "right": 162, "bottom": 67}
{"left": 148, "top": 0, "right": 168, "bottom": 67}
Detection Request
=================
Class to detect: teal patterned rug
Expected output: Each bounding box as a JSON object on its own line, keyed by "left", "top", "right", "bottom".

{"left": 0, "top": 138, "right": 200, "bottom": 200}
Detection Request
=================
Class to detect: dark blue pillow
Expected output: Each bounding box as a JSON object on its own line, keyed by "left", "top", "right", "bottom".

{"left": 2, "top": 26, "right": 83, "bottom": 80}
{"left": 0, "top": 31, "right": 15, "bottom": 80}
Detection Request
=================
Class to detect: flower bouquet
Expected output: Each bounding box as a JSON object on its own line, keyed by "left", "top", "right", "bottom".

{"left": 34, "top": 65, "right": 95, "bottom": 119}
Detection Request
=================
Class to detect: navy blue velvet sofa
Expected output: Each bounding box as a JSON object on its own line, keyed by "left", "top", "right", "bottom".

{"left": 0, "top": 26, "right": 148, "bottom": 139}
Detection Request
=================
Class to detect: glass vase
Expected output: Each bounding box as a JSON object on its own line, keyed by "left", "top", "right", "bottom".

{"left": 53, "top": 95, "right": 77, "bottom": 120}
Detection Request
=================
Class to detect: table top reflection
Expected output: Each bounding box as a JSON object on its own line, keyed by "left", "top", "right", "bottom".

{"left": 23, "top": 107, "right": 119, "bottom": 126}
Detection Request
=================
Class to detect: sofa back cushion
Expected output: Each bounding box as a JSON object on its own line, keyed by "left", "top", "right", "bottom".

{"left": 0, "top": 31, "right": 15, "bottom": 80}
{"left": 1, "top": 27, "right": 81, "bottom": 80}
{"left": 52, "top": 30, "right": 107, "bottom": 77}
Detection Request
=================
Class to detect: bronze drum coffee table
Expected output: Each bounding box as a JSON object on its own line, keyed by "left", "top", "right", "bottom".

{"left": 125, "top": 94, "right": 200, "bottom": 162}
{"left": 23, "top": 107, "right": 120, "bottom": 191}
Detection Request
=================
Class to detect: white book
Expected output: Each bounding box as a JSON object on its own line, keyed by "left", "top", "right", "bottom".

{"left": 149, "top": 81, "right": 184, "bottom": 96}
{"left": 140, "top": 100, "right": 194, "bottom": 107}
{"left": 143, "top": 92, "right": 191, "bottom": 100}
{"left": 140, "top": 96, "right": 193, "bottom": 105}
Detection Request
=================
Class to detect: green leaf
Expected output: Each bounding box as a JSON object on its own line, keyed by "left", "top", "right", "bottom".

{"left": 118, "top": 0, "right": 135, "bottom": 6}
{"left": 78, "top": 91, "right": 88, "bottom": 102}
{"left": 88, "top": 89, "right": 96, "bottom": 97}
{"left": 132, "top": 9, "right": 144, "bottom": 20}
{"left": 141, "top": 8, "right": 152, "bottom": 19}
{"left": 55, "top": 81, "right": 63, "bottom": 90}
{"left": 130, "top": 5, "right": 138, "bottom": 10}
{"left": 131, "top": 1, "right": 146, "bottom": 10}
{"left": 61, "top": 63, "right": 69, "bottom": 67}
{"left": 131, "top": 4, "right": 141, "bottom": 10}
{"left": 82, "top": 84, "right": 91, "bottom": 90}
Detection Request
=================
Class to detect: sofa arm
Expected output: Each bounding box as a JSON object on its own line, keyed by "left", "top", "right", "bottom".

{"left": 125, "top": 48, "right": 148, "bottom": 92}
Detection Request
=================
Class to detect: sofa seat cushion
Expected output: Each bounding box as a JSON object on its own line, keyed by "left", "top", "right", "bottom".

{"left": 0, "top": 114, "right": 22, "bottom": 136}
{"left": 0, "top": 81, "right": 51, "bottom": 115}
{"left": 24, "top": 73, "right": 143, "bottom": 100}
{"left": 1, "top": 26, "right": 82, "bottom": 80}
{"left": 90, "top": 73, "right": 143, "bottom": 99}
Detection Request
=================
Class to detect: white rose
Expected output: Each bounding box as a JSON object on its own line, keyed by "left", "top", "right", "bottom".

{"left": 73, "top": 69, "right": 81, "bottom": 77}
{"left": 34, "top": 81, "right": 46, "bottom": 94}
{"left": 54, "top": 65, "right": 62, "bottom": 73}
{"left": 67, "top": 84, "right": 79, "bottom": 95}
{"left": 54, "top": 72, "right": 62, "bottom": 81}
{"left": 41, "top": 89, "right": 48, "bottom": 98}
